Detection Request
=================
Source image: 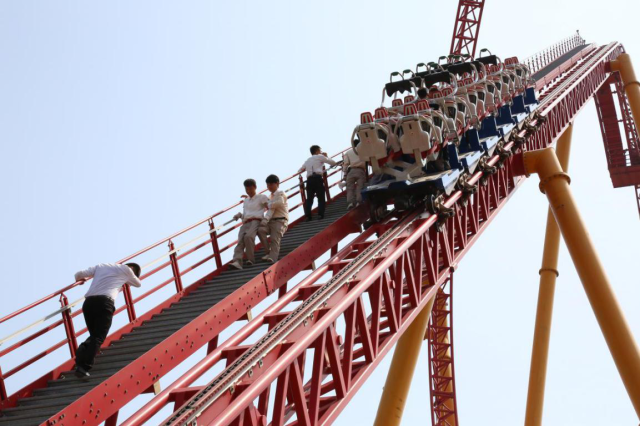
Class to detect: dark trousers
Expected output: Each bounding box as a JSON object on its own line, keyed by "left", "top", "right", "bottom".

{"left": 75, "top": 296, "right": 115, "bottom": 370}
{"left": 304, "top": 174, "right": 326, "bottom": 218}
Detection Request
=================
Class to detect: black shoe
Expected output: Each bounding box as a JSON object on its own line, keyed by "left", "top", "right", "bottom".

{"left": 75, "top": 366, "right": 91, "bottom": 379}
{"left": 306, "top": 216, "right": 313, "bottom": 222}
{"left": 318, "top": 215, "right": 324, "bottom": 220}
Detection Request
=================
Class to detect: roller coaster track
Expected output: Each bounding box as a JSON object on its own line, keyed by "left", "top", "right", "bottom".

{"left": 0, "top": 36, "right": 630, "bottom": 426}
{"left": 152, "top": 42, "right": 626, "bottom": 426}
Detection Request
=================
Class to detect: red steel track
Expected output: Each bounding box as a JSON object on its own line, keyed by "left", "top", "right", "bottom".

{"left": 0, "top": 21, "right": 635, "bottom": 426}
{"left": 151, "top": 42, "right": 627, "bottom": 426}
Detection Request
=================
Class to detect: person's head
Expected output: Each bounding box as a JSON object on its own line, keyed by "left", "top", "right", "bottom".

{"left": 243, "top": 178, "right": 257, "bottom": 197}
{"left": 265, "top": 174, "right": 280, "bottom": 193}
{"left": 125, "top": 263, "right": 141, "bottom": 278}
{"left": 310, "top": 145, "right": 322, "bottom": 155}
{"left": 417, "top": 87, "right": 428, "bottom": 99}
{"left": 353, "top": 138, "right": 360, "bottom": 147}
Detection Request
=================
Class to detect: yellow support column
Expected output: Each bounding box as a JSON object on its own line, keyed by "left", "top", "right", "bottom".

{"left": 610, "top": 53, "right": 640, "bottom": 127}
{"left": 524, "top": 124, "right": 573, "bottom": 426}
{"left": 374, "top": 294, "right": 436, "bottom": 426}
{"left": 519, "top": 147, "right": 640, "bottom": 419}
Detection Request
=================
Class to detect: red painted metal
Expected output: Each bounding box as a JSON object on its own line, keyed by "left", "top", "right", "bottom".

{"left": 160, "top": 141, "right": 525, "bottom": 425}
{"left": 153, "top": 41, "right": 627, "bottom": 426}
{"left": 0, "top": 151, "right": 348, "bottom": 413}
{"left": 0, "top": 27, "right": 630, "bottom": 426}
{"left": 428, "top": 277, "right": 459, "bottom": 426}
{"left": 525, "top": 32, "right": 586, "bottom": 77}
{"left": 59, "top": 294, "right": 78, "bottom": 359}
{"left": 594, "top": 69, "right": 640, "bottom": 217}
{"left": 450, "top": 0, "right": 485, "bottom": 59}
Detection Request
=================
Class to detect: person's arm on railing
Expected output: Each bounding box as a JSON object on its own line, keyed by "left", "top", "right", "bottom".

{"left": 74, "top": 265, "right": 97, "bottom": 283}
{"left": 124, "top": 267, "right": 142, "bottom": 288}
{"left": 320, "top": 152, "right": 337, "bottom": 167}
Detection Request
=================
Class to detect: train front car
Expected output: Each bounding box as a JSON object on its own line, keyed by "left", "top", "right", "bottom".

{"left": 352, "top": 51, "right": 539, "bottom": 223}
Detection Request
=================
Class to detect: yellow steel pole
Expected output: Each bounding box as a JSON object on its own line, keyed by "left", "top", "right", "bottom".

{"left": 610, "top": 53, "right": 640, "bottom": 128}
{"left": 520, "top": 147, "right": 640, "bottom": 419}
{"left": 374, "top": 293, "right": 436, "bottom": 426}
{"left": 524, "top": 124, "right": 573, "bottom": 426}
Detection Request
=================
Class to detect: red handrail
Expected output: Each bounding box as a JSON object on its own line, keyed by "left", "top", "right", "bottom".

{"left": 0, "top": 149, "right": 347, "bottom": 402}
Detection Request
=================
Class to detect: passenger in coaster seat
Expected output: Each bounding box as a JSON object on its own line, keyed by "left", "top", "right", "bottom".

{"left": 229, "top": 179, "right": 269, "bottom": 270}
{"left": 72, "top": 263, "right": 142, "bottom": 378}
{"left": 417, "top": 87, "right": 428, "bottom": 100}
{"left": 299, "top": 145, "right": 337, "bottom": 220}
{"left": 257, "top": 175, "right": 289, "bottom": 263}
{"left": 343, "top": 141, "right": 367, "bottom": 209}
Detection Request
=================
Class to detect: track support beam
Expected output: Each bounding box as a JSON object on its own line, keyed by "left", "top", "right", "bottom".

{"left": 610, "top": 54, "right": 640, "bottom": 136}
{"left": 374, "top": 285, "right": 436, "bottom": 426}
{"left": 513, "top": 147, "right": 640, "bottom": 420}
{"left": 524, "top": 124, "right": 573, "bottom": 426}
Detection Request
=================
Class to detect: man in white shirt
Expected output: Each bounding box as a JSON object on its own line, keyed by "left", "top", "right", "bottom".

{"left": 343, "top": 141, "right": 367, "bottom": 209}
{"left": 299, "top": 145, "right": 337, "bottom": 220}
{"left": 73, "top": 262, "right": 142, "bottom": 378}
{"left": 229, "top": 179, "right": 269, "bottom": 270}
{"left": 257, "top": 174, "right": 289, "bottom": 263}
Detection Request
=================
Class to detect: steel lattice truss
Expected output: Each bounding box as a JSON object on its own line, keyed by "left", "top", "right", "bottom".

{"left": 428, "top": 279, "right": 458, "bottom": 426}
{"left": 154, "top": 42, "right": 627, "bottom": 426}
{"left": 0, "top": 18, "right": 633, "bottom": 425}
{"left": 450, "top": 0, "right": 485, "bottom": 59}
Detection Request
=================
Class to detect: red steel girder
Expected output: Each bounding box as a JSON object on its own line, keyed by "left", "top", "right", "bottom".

{"left": 450, "top": 0, "right": 485, "bottom": 59}
{"left": 595, "top": 72, "right": 640, "bottom": 188}
{"left": 523, "top": 43, "right": 624, "bottom": 153}
{"left": 161, "top": 42, "right": 628, "bottom": 426}
{"left": 428, "top": 278, "right": 459, "bottom": 426}
{"left": 161, "top": 144, "right": 528, "bottom": 425}
{"left": 37, "top": 199, "right": 367, "bottom": 426}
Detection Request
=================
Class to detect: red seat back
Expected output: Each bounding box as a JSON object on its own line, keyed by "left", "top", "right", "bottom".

{"left": 416, "top": 100, "right": 429, "bottom": 111}
{"left": 360, "top": 112, "right": 374, "bottom": 124}
{"left": 374, "top": 107, "right": 389, "bottom": 120}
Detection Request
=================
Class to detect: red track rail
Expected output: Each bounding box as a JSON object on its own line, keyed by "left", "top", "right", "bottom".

{"left": 0, "top": 153, "right": 347, "bottom": 418}
{"left": 449, "top": 0, "right": 485, "bottom": 59}
{"left": 0, "top": 34, "right": 628, "bottom": 426}
{"left": 155, "top": 42, "right": 626, "bottom": 426}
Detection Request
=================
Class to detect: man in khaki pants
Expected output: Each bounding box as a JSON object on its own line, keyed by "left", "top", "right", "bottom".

{"left": 258, "top": 174, "right": 289, "bottom": 263}
{"left": 343, "top": 142, "right": 367, "bottom": 209}
{"left": 229, "top": 179, "right": 269, "bottom": 270}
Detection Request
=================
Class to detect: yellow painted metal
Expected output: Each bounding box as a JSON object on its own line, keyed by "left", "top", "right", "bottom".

{"left": 524, "top": 124, "right": 573, "bottom": 426}
{"left": 610, "top": 53, "right": 640, "bottom": 129}
{"left": 374, "top": 293, "right": 436, "bottom": 426}
{"left": 523, "top": 147, "right": 640, "bottom": 419}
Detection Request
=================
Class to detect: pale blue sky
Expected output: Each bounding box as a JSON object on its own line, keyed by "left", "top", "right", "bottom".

{"left": 1, "top": 1, "right": 639, "bottom": 424}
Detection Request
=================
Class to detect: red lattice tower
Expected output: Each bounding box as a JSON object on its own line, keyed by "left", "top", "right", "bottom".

{"left": 450, "top": 0, "right": 486, "bottom": 59}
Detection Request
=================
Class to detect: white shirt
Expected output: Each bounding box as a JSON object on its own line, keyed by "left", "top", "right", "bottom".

{"left": 265, "top": 190, "right": 289, "bottom": 221}
{"left": 241, "top": 193, "right": 268, "bottom": 221}
{"left": 298, "top": 154, "right": 337, "bottom": 177}
{"left": 75, "top": 263, "right": 142, "bottom": 301}
{"left": 343, "top": 148, "right": 365, "bottom": 169}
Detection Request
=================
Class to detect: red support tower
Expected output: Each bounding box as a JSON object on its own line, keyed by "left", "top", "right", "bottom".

{"left": 450, "top": 0, "right": 486, "bottom": 59}
{"left": 594, "top": 70, "right": 640, "bottom": 216}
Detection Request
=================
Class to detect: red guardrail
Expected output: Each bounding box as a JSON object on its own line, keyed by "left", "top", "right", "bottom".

{"left": 0, "top": 150, "right": 347, "bottom": 401}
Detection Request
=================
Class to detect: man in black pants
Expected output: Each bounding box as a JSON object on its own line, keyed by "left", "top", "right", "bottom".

{"left": 73, "top": 263, "right": 142, "bottom": 378}
{"left": 299, "top": 145, "right": 337, "bottom": 220}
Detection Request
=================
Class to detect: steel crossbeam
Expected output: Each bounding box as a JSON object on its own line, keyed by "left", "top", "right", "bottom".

{"left": 450, "top": 0, "right": 485, "bottom": 59}
{"left": 428, "top": 278, "right": 458, "bottom": 426}
{"left": 37, "top": 201, "right": 367, "bottom": 426}
{"left": 161, "top": 144, "right": 527, "bottom": 425}
{"left": 158, "top": 41, "right": 629, "bottom": 426}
